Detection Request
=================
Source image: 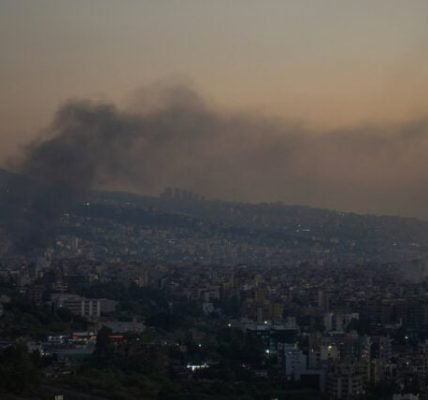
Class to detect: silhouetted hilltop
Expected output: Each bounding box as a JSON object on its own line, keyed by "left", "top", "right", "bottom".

{"left": 1, "top": 168, "right": 428, "bottom": 262}
{"left": 95, "top": 189, "right": 428, "bottom": 245}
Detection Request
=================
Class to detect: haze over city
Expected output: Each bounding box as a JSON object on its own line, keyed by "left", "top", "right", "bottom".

{"left": 4, "top": 3, "right": 428, "bottom": 400}
{"left": 1, "top": 0, "right": 428, "bottom": 217}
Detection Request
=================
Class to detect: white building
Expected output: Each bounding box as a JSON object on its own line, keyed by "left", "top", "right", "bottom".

{"left": 51, "top": 293, "right": 101, "bottom": 319}
{"left": 284, "top": 344, "right": 307, "bottom": 380}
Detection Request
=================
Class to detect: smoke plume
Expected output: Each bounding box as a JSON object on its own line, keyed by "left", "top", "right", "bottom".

{"left": 1, "top": 82, "right": 428, "bottom": 251}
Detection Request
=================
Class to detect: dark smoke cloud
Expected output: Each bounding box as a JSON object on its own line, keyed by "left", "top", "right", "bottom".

{"left": 1, "top": 82, "right": 428, "bottom": 251}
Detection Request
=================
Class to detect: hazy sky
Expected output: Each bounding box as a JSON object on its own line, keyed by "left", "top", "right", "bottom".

{"left": 1, "top": 1, "right": 427, "bottom": 152}
{"left": 1, "top": 1, "right": 428, "bottom": 216}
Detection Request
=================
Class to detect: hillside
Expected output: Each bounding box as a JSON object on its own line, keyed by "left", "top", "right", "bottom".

{"left": 1, "top": 168, "right": 428, "bottom": 264}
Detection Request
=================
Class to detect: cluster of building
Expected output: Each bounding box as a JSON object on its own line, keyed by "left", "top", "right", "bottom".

{"left": 2, "top": 193, "right": 422, "bottom": 270}
{"left": 2, "top": 253, "right": 428, "bottom": 398}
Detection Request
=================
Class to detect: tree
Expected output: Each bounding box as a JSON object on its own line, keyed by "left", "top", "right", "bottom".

{"left": 93, "top": 326, "right": 114, "bottom": 365}
{"left": 0, "top": 343, "right": 40, "bottom": 394}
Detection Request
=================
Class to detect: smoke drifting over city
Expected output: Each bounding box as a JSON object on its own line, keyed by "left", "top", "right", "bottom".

{"left": 1, "top": 83, "right": 428, "bottom": 249}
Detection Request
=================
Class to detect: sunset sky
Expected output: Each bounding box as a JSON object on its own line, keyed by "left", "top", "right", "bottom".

{"left": 1, "top": 1, "right": 427, "bottom": 148}
{"left": 1, "top": 1, "right": 428, "bottom": 216}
